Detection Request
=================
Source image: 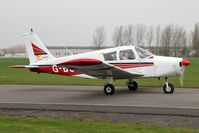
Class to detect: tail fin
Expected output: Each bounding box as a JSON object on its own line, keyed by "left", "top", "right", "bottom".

{"left": 24, "top": 29, "right": 55, "bottom": 65}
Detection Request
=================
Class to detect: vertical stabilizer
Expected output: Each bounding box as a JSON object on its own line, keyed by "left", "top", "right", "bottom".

{"left": 24, "top": 29, "right": 55, "bottom": 65}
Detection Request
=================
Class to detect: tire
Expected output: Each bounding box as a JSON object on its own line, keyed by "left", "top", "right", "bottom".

{"left": 104, "top": 84, "right": 115, "bottom": 95}
{"left": 163, "top": 83, "right": 174, "bottom": 94}
{"left": 128, "top": 81, "right": 138, "bottom": 91}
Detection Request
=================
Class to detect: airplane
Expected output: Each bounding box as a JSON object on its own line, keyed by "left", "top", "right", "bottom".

{"left": 11, "top": 29, "right": 190, "bottom": 95}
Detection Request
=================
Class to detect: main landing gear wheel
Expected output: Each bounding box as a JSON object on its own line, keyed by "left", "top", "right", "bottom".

{"left": 104, "top": 84, "right": 115, "bottom": 95}
{"left": 128, "top": 81, "right": 138, "bottom": 91}
{"left": 163, "top": 83, "right": 174, "bottom": 94}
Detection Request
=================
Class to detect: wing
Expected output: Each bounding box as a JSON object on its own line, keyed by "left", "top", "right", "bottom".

{"left": 59, "top": 58, "right": 143, "bottom": 79}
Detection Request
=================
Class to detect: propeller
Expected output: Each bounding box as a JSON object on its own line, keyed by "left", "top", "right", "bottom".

{"left": 179, "top": 58, "right": 190, "bottom": 87}
{"left": 179, "top": 65, "right": 185, "bottom": 87}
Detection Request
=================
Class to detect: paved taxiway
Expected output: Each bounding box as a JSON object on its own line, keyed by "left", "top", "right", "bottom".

{"left": 0, "top": 85, "right": 199, "bottom": 116}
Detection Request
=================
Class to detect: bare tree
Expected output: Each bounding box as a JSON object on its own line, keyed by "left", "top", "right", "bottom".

{"left": 155, "top": 25, "right": 161, "bottom": 54}
{"left": 187, "top": 32, "right": 193, "bottom": 48}
{"left": 135, "top": 24, "right": 147, "bottom": 47}
{"left": 192, "top": 23, "right": 199, "bottom": 57}
{"left": 146, "top": 25, "right": 154, "bottom": 52}
{"left": 171, "top": 25, "right": 187, "bottom": 56}
{"left": 161, "top": 24, "right": 173, "bottom": 56}
{"left": 123, "top": 24, "right": 134, "bottom": 45}
{"left": 186, "top": 32, "right": 193, "bottom": 57}
{"left": 92, "top": 26, "right": 106, "bottom": 49}
{"left": 112, "top": 26, "right": 125, "bottom": 46}
{"left": 181, "top": 31, "right": 187, "bottom": 57}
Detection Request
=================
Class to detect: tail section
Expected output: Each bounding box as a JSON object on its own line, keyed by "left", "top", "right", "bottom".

{"left": 25, "top": 29, "right": 55, "bottom": 65}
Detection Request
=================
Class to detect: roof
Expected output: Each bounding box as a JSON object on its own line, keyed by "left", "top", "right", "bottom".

{"left": 46, "top": 46, "right": 111, "bottom": 50}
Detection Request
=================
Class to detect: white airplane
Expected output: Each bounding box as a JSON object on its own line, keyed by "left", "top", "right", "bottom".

{"left": 11, "top": 29, "right": 190, "bottom": 95}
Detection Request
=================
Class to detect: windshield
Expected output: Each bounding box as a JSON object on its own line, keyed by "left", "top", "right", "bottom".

{"left": 135, "top": 46, "right": 152, "bottom": 58}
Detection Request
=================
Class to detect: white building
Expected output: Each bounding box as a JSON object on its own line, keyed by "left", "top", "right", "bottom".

{"left": 47, "top": 46, "right": 110, "bottom": 57}
{"left": 0, "top": 49, "right": 5, "bottom": 56}
{"left": 3, "top": 46, "right": 111, "bottom": 58}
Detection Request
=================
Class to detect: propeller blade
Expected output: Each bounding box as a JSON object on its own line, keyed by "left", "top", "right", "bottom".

{"left": 179, "top": 58, "right": 190, "bottom": 88}
{"left": 179, "top": 66, "right": 185, "bottom": 87}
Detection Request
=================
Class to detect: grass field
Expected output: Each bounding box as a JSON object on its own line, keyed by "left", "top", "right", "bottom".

{"left": 0, "top": 116, "right": 199, "bottom": 133}
{"left": 0, "top": 58, "right": 199, "bottom": 132}
{"left": 0, "top": 58, "right": 199, "bottom": 87}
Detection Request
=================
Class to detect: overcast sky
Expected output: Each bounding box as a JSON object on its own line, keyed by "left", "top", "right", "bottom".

{"left": 0, "top": 0, "right": 199, "bottom": 48}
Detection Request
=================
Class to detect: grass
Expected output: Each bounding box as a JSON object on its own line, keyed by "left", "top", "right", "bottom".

{"left": 0, "top": 58, "right": 199, "bottom": 132}
{"left": 0, "top": 116, "right": 199, "bottom": 133}
{"left": 0, "top": 58, "right": 198, "bottom": 88}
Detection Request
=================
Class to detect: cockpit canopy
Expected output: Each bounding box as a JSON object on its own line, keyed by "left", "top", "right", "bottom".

{"left": 103, "top": 46, "right": 153, "bottom": 61}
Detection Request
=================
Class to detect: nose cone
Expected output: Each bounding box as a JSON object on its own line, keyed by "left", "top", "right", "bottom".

{"left": 182, "top": 58, "right": 190, "bottom": 66}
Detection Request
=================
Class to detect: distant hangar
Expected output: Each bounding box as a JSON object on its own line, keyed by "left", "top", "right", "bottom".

{"left": 47, "top": 46, "right": 110, "bottom": 57}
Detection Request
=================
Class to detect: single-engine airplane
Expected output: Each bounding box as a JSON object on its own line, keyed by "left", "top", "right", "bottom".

{"left": 11, "top": 29, "right": 190, "bottom": 95}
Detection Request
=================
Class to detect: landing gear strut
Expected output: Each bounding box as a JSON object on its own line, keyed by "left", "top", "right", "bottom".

{"left": 127, "top": 79, "right": 138, "bottom": 91}
{"left": 104, "top": 77, "right": 115, "bottom": 95}
{"left": 163, "top": 77, "right": 174, "bottom": 94}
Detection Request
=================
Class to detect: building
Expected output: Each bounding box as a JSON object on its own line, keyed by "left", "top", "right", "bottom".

{"left": 3, "top": 45, "right": 191, "bottom": 58}
{"left": 0, "top": 49, "right": 5, "bottom": 56}
{"left": 47, "top": 46, "right": 110, "bottom": 57}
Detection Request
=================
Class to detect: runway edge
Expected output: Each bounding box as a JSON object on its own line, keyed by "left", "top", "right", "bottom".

{"left": 0, "top": 102, "right": 199, "bottom": 117}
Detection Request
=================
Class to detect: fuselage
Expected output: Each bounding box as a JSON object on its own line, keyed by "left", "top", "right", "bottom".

{"left": 30, "top": 46, "right": 184, "bottom": 79}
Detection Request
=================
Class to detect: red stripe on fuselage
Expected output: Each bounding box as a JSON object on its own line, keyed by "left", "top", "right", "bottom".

{"left": 29, "top": 65, "right": 80, "bottom": 76}
{"left": 112, "top": 63, "right": 154, "bottom": 69}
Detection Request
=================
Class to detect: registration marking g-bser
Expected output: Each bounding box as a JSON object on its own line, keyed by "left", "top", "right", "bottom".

{"left": 52, "top": 65, "right": 74, "bottom": 73}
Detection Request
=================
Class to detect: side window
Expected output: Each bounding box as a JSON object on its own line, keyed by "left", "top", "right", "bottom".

{"left": 119, "top": 50, "right": 135, "bottom": 60}
{"left": 103, "top": 51, "right": 117, "bottom": 61}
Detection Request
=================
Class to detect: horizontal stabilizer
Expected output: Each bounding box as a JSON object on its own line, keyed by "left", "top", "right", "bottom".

{"left": 9, "top": 65, "right": 39, "bottom": 68}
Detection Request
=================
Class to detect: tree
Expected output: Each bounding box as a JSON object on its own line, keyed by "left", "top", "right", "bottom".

{"left": 123, "top": 24, "right": 134, "bottom": 45}
{"left": 161, "top": 24, "right": 173, "bottom": 56}
{"left": 155, "top": 25, "right": 161, "bottom": 55}
{"left": 187, "top": 32, "right": 193, "bottom": 48}
{"left": 181, "top": 31, "right": 187, "bottom": 57}
{"left": 135, "top": 24, "right": 147, "bottom": 47}
{"left": 187, "top": 32, "right": 193, "bottom": 56}
{"left": 92, "top": 26, "right": 106, "bottom": 49}
{"left": 192, "top": 23, "right": 199, "bottom": 57}
{"left": 146, "top": 25, "right": 154, "bottom": 52}
{"left": 112, "top": 26, "right": 125, "bottom": 46}
{"left": 171, "top": 25, "right": 187, "bottom": 56}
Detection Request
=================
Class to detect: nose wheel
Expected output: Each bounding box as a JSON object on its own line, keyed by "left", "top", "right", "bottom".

{"left": 163, "top": 77, "right": 174, "bottom": 94}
